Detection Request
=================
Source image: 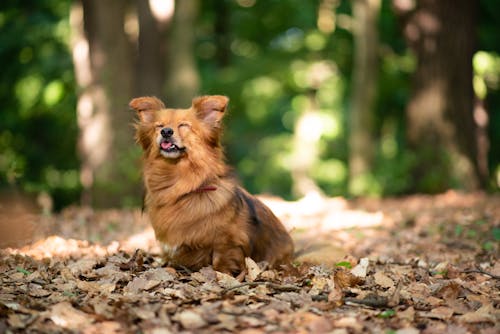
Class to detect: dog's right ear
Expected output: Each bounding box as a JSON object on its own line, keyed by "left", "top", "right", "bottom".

{"left": 129, "top": 96, "right": 165, "bottom": 122}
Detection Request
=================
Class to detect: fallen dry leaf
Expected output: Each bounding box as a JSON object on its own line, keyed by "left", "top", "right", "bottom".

{"left": 351, "top": 257, "right": 369, "bottom": 278}
{"left": 68, "top": 258, "right": 97, "bottom": 276}
{"left": 373, "top": 271, "right": 394, "bottom": 289}
{"left": 1, "top": 192, "right": 498, "bottom": 333}
{"left": 46, "top": 302, "right": 93, "bottom": 329}
{"left": 428, "top": 306, "right": 454, "bottom": 320}
{"left": 245, "top": 257, "right": 262, "bottom": 282}
{"left": 458, "top": 303, "right": 498, "bottom": 324}
{"left": 174, "top": 310, "right": 207, "bottom": 330}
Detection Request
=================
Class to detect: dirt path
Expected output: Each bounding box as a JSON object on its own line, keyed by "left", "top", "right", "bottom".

{"left": 1, "top": 191, "right": 499, "bottom": 333}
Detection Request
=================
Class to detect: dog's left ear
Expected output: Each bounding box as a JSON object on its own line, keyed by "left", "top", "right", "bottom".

{"left": 129, "top": 96, "right": 165, "bottom": 123}
{"left": 192, "top": 95, "right": 229, "bottom": 127}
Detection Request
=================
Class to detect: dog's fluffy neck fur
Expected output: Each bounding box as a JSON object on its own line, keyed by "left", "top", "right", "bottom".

{"left": 142, "top": 143, "right": 237, "bottom": 246}
{"left": 143, "top": 141, "right": 229, "bottom": 200}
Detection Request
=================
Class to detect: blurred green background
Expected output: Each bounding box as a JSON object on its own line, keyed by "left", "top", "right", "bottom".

{"left": 0, "top": 0, "right": 499, "bottom": 210}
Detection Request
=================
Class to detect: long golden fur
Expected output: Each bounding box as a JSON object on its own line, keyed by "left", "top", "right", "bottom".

{"left": 130, "top": 95, "right": 294, "bottom": 275}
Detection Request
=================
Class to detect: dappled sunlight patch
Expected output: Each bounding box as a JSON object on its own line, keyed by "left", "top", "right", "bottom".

{"left": 261, "top": 192, "right": 386, "bottom": 233}
{"left": 3, "top": 228, "right": 161, "bottom": 261}
{"left": 2, "top": 208, "right": 160, "bottom": 260}
{"left": 4, "top": 236, "right": 115, "bottom": 260}
{"left": 121, "top": 228, "right": 158, "bottom": 252}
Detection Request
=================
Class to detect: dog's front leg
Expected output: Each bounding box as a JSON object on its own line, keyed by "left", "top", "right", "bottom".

{"left": 212, "top": 245, "right": 246, "bottom": 279}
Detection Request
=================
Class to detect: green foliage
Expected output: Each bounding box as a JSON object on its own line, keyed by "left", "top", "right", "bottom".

{"left": 15, "top": 267, "right": 31, "bottom": 276}
{"left": 0, "top": 1, "right": 79, "bottom": 209}
{"left": 334, "top": 261, "right": 352, "bottom": 269}
{"left": 199, "top": 0, "right": 353, "bottom": 197}
{"left": 1, "top": 0, "right": 499, "bottom": 209}
{"left": 377, "top": 309, "right": 396, "bottom": 319}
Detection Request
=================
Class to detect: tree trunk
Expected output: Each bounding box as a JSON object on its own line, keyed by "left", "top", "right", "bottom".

{"left": 164, "top": 0, "right": 200, "bottom": 108}
{"left": 214, "top": 0, "right": 230, "bottom": 68}
{"left": 136, "top": 0, "right": 174, "bottom": 97}
{"left": 348, "top": 0, "right": 380, "bottom": 195}
{"left": 395, "top": 0, "right": 484, "bottom": 191}
{"left": 71, "top": 0, "right": 138, "bottom": 207}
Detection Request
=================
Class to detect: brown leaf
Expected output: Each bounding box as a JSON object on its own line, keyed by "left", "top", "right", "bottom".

{"left": 434, "top": 281, "right": 461, "bottom": 301}
{"left": 374, "top": 271, "right": 394, "bottom": 289}
{"left": 27, "top": 284, "right": 51, "bottom": 297}
{"left": 458, "top": 303, "right": 497, "bottom": 324}
{"left": 47, "top": 301, "right": 93, "bottom": 329}
{"left": 216, "top": 313, "right": 237, "bottom": 331}
{"left": 96, "top": 280, "right": 116, "bottom": 294}
{"left": 327, "top": 285, "right": 343, "bottom": 306}
{"left": 425, "top": 295, "right": 443, "bottom": 307}
{"left": 308, "top": 276, "right": 330, "bottom": 296}
{"left": 333, "top": 316, "right": 363, "bottom": 332}
{"left": 445, "top": 264, "right": 461, "bottom": 279}
{"left": 419, "top": 309, "right": 450, "bottom": 320}
{"left": 143, "top": 267, "right": 175, "bottom": 282}
{"left": 89, "top": 298, "right": 114, "bottom": 318}
{"left": 429, "top": 306, "right": 454, "bottom": 320}
{"left": 161, "top": 287, "right": 186, "bottom": 300}
{"left": 245, "top": 257, "right": 262, "bottom": 282}
{"left": 82, "top": 321, "right": 122, "bottom": 334}
{"left": 133, "top": 307, "right": 157, "bottom": 320}
{"left": 76, "top": 280, "right": 101, "bottom": 294}
{"left": 7, "top": 313, "right": 30, "bottom": 329}
{"left": 238, "top": 315, "right": 266, "bottom": 328}
{"left": 293, "top": 311, "right": 332, "bottom": 333}
{"left": 60, "top": 267, "right": 76, "bottom": 281}
{"left": 397, "top": 306, "right": 415, "bottom": 322}
{"left": 175, "top": 310, "right": 207, "bottom": 330}
{"left": 334, "top": 270, "right": 362, "bottom": 289}
{"left": 95, "top": 263, "right": 130, "bottom": 281}
{"left": 199, "top": 266, "right": 217, "bottom": 280}
{"left": 253, "top": 284, "right": 271, "bottom": 296}
{"left": 125, "top": 277, "right": 159, "bottom": 294}
{"left": 388, "top": 279, "right": 402, "bottom": 307}
{"left": 216, "top": 272, "right": 241, "bottom": 289}
{"left": 259, "top": 270, "right": 276, "bottom": 280}
{"left": 351, "top": 257, "right": 369, "bottom": 278}
{"left": 68, "top": 258, "right": 97, "bottom": 276}
{"left": 119, "top": 249, "right": 144, "bottom": 271}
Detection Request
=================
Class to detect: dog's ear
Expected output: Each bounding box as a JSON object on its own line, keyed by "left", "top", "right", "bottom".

{"left": 192, "top": 95, "right": 229, "bottom": 127}
{"left": 129, "top": 96, "right": 165, "bottom": 123}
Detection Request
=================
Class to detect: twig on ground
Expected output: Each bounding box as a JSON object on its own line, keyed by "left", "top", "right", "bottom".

{"left": 462, "top": 267, "right": 500, "bottom": 280}
{"left": 222, "top": 281, "right": 301, "bottom": 294}
{"left": 345, "top": 294, "right": 389, "bottom": 308}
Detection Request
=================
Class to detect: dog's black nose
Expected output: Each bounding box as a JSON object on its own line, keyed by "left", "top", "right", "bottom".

{"left": 161, "top": 127, "right": 174, "bottom": 138}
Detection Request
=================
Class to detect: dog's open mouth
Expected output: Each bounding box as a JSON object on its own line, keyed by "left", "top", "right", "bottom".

{"left": 160, "top": 139, "right": 185, "bottom": 154}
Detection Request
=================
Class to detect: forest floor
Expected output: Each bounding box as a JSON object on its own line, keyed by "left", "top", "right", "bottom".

{"left": 0, "top": 191, "right": 499, "bottom": 333}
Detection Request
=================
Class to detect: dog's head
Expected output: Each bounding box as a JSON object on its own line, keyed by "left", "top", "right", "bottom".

{"left": 130, "top": 95, "right": 229, "bottom": 160}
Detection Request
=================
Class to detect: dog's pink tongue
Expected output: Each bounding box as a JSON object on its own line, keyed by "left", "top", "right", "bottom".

{"left": 161, "top": 141, "right": 172, "bottom": 149}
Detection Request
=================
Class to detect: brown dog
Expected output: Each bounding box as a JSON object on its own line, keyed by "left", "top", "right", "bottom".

{"left": 130, "top": 95, "right": 294, "bottom": 275}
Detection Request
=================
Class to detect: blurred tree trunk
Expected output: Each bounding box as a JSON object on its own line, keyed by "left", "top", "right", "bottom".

{"left": 71, "top": 0, "right": 138, "bottom": 207}
{"left": 394, "top": 0, "right": 485, "bottom": 191}
{"left": 164, "top": 0, "right": 200, "bottom": 107}
{"left": 136, "top": 0, "right": 174, "bottom": 97}
{"left": 214, "top": 0, "right": 230, "bottom": 68}
{"left": 348, "top": 0, "right": 380, "bottom": 195}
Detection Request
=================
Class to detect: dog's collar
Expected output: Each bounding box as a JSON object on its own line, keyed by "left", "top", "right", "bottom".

{"left": 193, "top": 185, "right": 217, "bottom": 193}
